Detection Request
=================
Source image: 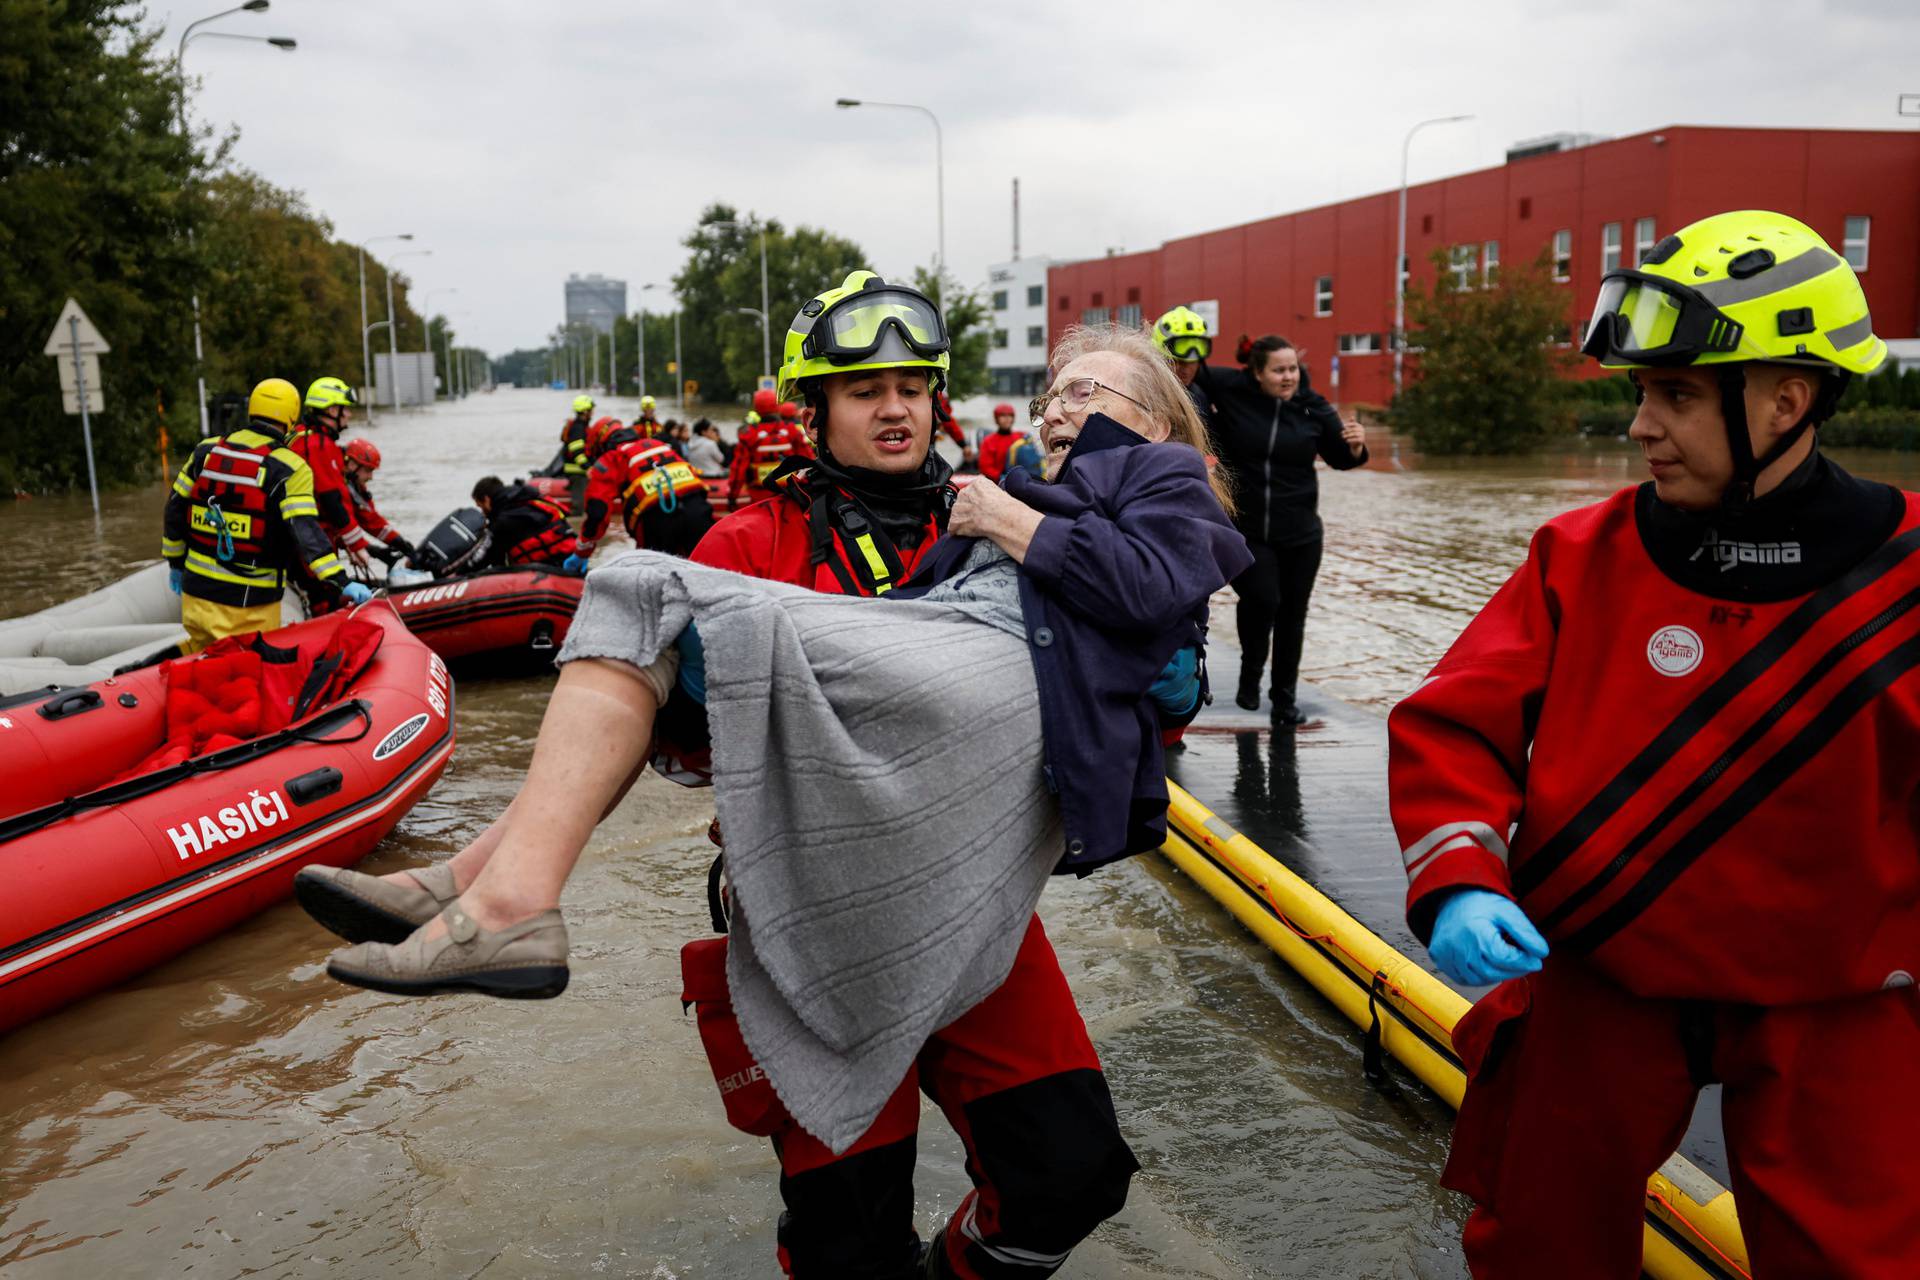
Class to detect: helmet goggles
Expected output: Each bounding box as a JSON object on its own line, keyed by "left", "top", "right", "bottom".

{"left": 802, "top": 286, "right": 950, "bottom": 367}
{"left": 1582, "top": 270, "right": 1747, "bottom": 368}
{"left": 1165, "top": 335, "right": 1211, "bottom": 362}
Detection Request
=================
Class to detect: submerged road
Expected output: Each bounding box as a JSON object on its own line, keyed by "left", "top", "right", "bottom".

{"left": 3, "top": 391, "right": 1916, "bottom": 1276}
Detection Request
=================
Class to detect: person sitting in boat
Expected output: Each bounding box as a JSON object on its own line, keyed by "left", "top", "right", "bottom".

{"left": 161, "top": 378, "right": 372, "bottom": 651}
{"left": 685, "top": 418, "right": 728, "bottom": 479}
{"left": 298, "top": 275, "right": 1248, "bottom": 1278}
{"left": 563, "top": 415, "right": 713, "bottom": 570}
{"left": 341, "top": 438, "right": 414, "bottom": 565}
{"left": 469, "top": 476, "right": 581, "bottom": 571}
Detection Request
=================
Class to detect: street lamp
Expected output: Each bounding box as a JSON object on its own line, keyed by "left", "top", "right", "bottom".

{"left": 836, "top": 98, "right": 944, "bottom": 277}
{"left": 357, "top": 234, "right": 412, "bottom": 423}
{"left": 385, "top": 249, "right": 432, "bottom": 411}
{"left": 735, "top": 307, "right": 769, "bottom": 387}
{"left": 710, "top": 219, "right": 772, "bottom": 381}
{"left": 423, "top": 288, "right": 457, "bottom": 399}
{"left": 642, "top": 283, "right": 684, "bottom": 414}
{"left": 175, "top": 1, "right": 296, "bottom": 436}
{"left": 637, "top": 283, "right": 660, "bottom": 406}
{"left": 1393, "top": 113, "right": 1474, "bottom": 397}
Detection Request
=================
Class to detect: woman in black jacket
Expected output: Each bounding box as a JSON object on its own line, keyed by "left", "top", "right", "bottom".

{"left": 1198, "top": 335, "right": 1367, "bottom": 723}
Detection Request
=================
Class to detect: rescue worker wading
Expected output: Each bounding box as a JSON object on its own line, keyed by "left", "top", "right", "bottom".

{"left": 161, "top": 377, "right": 372, "bottom": 651}
{"left": 728, "top": 387, "right": 815, "bottom": 510}
{"left": 286, "top": 376, "right": 375, "bottom": 578}
{"left": 564, "top": 416, "right": 714, "bottom": 568}
{"left": 1388, "top": 211, "right": 1920, "bottom": 1278}
{"left": 470, "top": 475, "right": 580, "bottom": 570}
{"left": 341, "top": 438, "right": 414, "bottom": 565}
{"left": 559, "top": 394, "right": 594, "bottom": 514}
{"left": 680, "top": 272, "right": 1136, "bottom": 1279}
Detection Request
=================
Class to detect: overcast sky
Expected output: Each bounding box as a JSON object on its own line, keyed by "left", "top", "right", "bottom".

{"left": 162, "top": 0, "right": 1919, "bottom": 355}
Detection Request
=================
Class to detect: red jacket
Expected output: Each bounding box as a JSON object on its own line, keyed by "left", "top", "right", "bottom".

{"left": 728, "top": 420, "right": 815, "bottom": 510}
{"left": 694, "top": 479, "right": 943, "bottom": 593}
{"left": 346, "top": 474, "right": 401, "bottom": 547}
{"left": 581, "top": 435, "right": 709, "bottom": 552}
{"left": 286, "top": 423, "right": 367, "bottom": 551}
{"left": 977, "top": 429, "right": 1022, "bottom": 483}
{"left": 1388, "top": 483, "right": 1920, "bottom": 1005}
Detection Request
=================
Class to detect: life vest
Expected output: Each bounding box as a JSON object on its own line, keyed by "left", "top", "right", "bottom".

{"left": 185, "top": 433, "right": 283, "bottom": 590}
{"left": 619, "top": 438, "right": 708, "bottom": 525}
{"left": 503, "top": 496, "right": 579, "bottom": 564}
{"left": 560, "top": 415, "right": 590, "bottom": 475}
{"left": 746, "top": 422, "right": 808, "bottom": 488}
{"left": 759, "top": 467, "right": 948, "bottom": 597}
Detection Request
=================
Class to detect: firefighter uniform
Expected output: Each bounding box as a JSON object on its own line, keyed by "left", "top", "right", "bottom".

{"left": 478, "top": 481, "right": 579, "bottom": 569}
{"left": 579, "top": 426, "right": 713, "bottom": 559}
{"left": 730, "top": 389, "right": 815, "bottom": 510}
{"left": 560, "top": 396, "right": 594, "bottom": 514}
{"left": 161, "top": 378, "right": 349, "bottom": 651}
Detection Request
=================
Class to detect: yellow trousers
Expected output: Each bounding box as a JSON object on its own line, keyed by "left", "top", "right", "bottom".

{"left": 181, "top": 594, "right": 282, "bottom": 653}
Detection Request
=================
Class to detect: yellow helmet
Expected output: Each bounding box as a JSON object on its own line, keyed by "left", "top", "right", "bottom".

{"left": 1582, "top": 210, "right": 1885, "bottom": 375}
{"left": 777, "top": 270, "right": 951, "bottom": 403}
{"left": 1152, "top": 306, "right": 1212, "bottom": 362}
{"left": 303, "top": 375, "right": 357, "bottom": 411}
{"left": 572, "top": 394, "right": 595, "bottom": 414}
{"left": 248, "top": 378, "right": 301, "bottom": 431}
{"left": 640, "top": 395, "right": 656, "bottom": 411}
{"left": 743, "top": 410, "right": 762, "bottom": 426}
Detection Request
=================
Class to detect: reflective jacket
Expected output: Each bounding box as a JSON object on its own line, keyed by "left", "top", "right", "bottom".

{"left": 581, "top": 434, "right": 712, "bottom": 554}
{"left": 345, "top": 473, "right": 402, "bottom": 547}
{"left": 162, "top": 424, "right": 346, "bottom": 607}
{"left": 1389, "top": 461, "right": 1920, "bottom": 1004}
{"left": 286, "top": 420, "right": 368, "bottom": 552}
{"left": 728, "top": 420, "right": 815, "bottom": 509}
{"left": 480, "top": 482, "right": 579, "bottom": 568}
{"left": 695, "top": 469, "right": 946, "bottom": 597}
{"left": 559, "top": 414, "right": 591, "bottom": 477}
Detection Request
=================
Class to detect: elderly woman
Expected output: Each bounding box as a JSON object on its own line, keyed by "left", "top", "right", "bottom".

{"left": 299, "top": 301, "right": 1247, "bottom": 1278}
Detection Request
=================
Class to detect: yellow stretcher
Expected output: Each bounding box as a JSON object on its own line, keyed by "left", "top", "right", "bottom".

{"left": 1158, "top": 782, "right": 1752, "bottom": 1280}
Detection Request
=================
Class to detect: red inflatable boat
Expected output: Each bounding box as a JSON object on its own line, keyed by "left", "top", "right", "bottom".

{"left": 527, "top": 471, "right": 731, "bottom": 511}
{"left": 388, "top": 566, "right": 584, "bottom": 671}
{"left": 0, "top": 602, "right": 454, "bottom": 1036}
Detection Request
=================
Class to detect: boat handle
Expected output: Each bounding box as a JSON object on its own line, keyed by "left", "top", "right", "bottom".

{"left": 285, "top": 767, "right": 344, "bottom": 807}
{"left": 37, "top": 689, "right": 102, "bottom": 721}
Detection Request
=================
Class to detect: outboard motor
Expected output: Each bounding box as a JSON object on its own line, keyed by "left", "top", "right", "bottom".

{"left": 401, "top": 507, "right": 489, "bottom": 581}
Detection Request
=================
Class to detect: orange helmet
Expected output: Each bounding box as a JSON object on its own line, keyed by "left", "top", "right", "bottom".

{"left": 751, "top": 388, "right": 780, "bottom": 418}
{"left": 586, "top": 416, "right": 625, "bottom": 456}
{"left": 778, "top": 401, "right": 799, "bottom": 421}
{"left": 343, "top": 438, "right": 381, "bottom": 471}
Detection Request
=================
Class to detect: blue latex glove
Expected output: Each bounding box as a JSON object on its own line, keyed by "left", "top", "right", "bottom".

{"left": 1148, "top": 645, "right": 1200, "bottom": 717}
{"left": 1428, "top": 888, "right": 1550, "bottom": 987}
{"left": 168, "top": 566, "right": 183, "bottom": 595}
{"left": 675, "top": 619, "right": 706, "bottom": 704}
{"left": 341, "top": 581, "right": 374, "bottom": 606}
{"left": 562, "top": 553, "right": 591, "bottom": 575}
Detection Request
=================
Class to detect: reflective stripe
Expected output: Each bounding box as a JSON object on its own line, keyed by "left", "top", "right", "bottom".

{"left": 185, "top": 550, "right": 280, "bottom": 587}
{"left": 854, "top": 533, "right": 891, "bottom": 585}
{"left": 160, "top": 537, "right": 185, "bottom": 555}
{"left": 202, "top": 469, "right": 264, "bottom": 486}
{"left": 1693, "top": 246, "right": 1843, "bottom": 308}
{"left": 307, "top": 553, "right": 343, "bottom": 577}
{"left": 281, "top": 499, "right": 320, "bottom": 518}
{"left": 958, "top": 1198, "right": 1072, "bottom": 1268}
{"left": 172, "top": 474, "right": 194, "bottom": 497}
{"left": 1825, "top": 313, "right": 1876, "bottom": 353}
{"left": 1402, "top": 820, "right": 1508, "bottom": 876}
{"left": 209, "top": 444, "right": 266, "bottom": 463}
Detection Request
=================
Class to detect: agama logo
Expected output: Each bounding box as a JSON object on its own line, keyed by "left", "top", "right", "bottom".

{"left": 1690, "top": 529, "right": 1802, "bottom": 573}
{"left": 1647, "top": 625, "right": 1704, "bottom": 677}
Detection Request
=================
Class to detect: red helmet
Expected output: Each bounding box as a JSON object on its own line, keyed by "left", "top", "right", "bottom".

{"left": 993, "top": 403, "right": 1016, "bottom": 418}
{"left": 751, "top": 388, "right": 780, "bottom": 417}
{"left": 586, "top": 416, "right": 625, "bottom": 456}
{"left": 778, "top": 401, "right": 798, "bottom": 421}
{"left": 343, "top": 438, "right": 381, "bottom": 471}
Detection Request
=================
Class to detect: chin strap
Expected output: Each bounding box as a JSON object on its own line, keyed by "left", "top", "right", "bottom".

{"left": 1716, "top": 366, "right": 1849, "bottom": 513}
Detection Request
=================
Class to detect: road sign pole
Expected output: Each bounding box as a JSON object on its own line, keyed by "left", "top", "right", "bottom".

{"left": 70, "top": 315, "right": 101, "bottom": 525}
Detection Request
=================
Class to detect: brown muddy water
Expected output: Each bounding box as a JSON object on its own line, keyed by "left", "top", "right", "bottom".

{"left": 4, "top": 390, "right": 1916, "bottom": 1278}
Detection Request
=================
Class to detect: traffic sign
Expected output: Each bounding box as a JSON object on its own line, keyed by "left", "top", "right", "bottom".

{"left": 42, "top": 297, "right": 109, "bottom": 355}
{"left": 757, "top": 375, "right": 777, "bottom": 393}
{"left": 666, "top": 360, "right": 678, "bottom": 374}
{"left": 57, "top": 352, "right": 101, "bottom": 397}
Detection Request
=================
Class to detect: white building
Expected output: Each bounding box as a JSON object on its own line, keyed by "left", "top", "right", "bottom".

{"left": 984, "top": 257, "right": 1055, "bottom": 397}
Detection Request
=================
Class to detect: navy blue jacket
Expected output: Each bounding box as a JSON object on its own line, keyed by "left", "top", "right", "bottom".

{"left": 898, "top": 415, "right": 1253, "bottom": 873}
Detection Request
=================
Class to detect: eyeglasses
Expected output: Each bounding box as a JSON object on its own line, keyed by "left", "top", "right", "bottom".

{"left": 1029, "top": 377, "right": 1151, "bottom": 424}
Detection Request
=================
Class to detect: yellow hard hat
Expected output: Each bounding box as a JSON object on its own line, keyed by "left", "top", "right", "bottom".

{"left": 248, "top": 378, "right": 301, "bottom": 430}
{"left": 303, "top": 375, "right": 357, "bottom": 411}
{"left": 572, "top": 394, "right": 595, "bottom": 414}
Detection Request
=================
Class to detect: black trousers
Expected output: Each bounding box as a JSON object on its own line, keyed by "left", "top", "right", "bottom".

{"left": 1232, "top": 537, "right": 1323, "bottom": 710}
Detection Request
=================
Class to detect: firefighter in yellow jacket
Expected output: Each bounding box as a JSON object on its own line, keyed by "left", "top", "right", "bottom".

{"left": 161, "top": 378, "right": 373, "bottom": 651}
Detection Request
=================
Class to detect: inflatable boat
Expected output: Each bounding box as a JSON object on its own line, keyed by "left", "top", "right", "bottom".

{"left": 0, "top": 601, "right": 454, "bottom": 1036}
{"left": 388, "top": 566, "right": 583, "bottom": 671}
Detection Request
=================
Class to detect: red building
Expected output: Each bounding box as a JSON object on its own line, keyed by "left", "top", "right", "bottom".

{"left": 1047, "top": 126, "right": 1920, "bottom": 407}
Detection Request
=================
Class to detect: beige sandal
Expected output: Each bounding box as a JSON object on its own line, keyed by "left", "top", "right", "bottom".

{"left": 295, "top": 864, "right": 460, "bottom": 945}
{"left": 325, "top": 903, "right": 570, "bottom": 1000}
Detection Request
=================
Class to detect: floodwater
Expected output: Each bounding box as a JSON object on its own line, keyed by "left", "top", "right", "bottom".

{"left": 4, "top": 391, "right": 1916, "bottom": 1278}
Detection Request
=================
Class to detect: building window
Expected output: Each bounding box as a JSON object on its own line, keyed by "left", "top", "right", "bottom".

{"left": 1126, "top": 286, "right": 1141, "bottom": 303}
{"left": 1026, "top": 325, "right": 1044, "bottom": 348}
{"left": 1057, "top": 294, "right": 1070, "bottom": 312}
{"left": 1399, "top": 255, "right": 1409, "bottom": 294}
{"left": 1844, "top": 215, "right": 1870, "bottom": 270}
{"left": 1337, "top": 333, "right": 1382, "bottom": 355}
{"left": 1518, "top": 196, "right": 1533, "bottom": 220}
{"left": 1081, "top": 307, "right": 1110, "bottom": 325}
{"left": 1552, "top": 229, "right": 1572, "bottom": 281}
{"left": 1314, "top": 275, "right": 1333, "bottom": 316}
{"left": 1448, "top": 244, "right": 1476, "bottom": 290}
{"left": 1421, "top": 213, "right": 1433, "bottom": 234}
{"left": 1601, "top": 222, "right": 1622, "bottom": 273}
{"left": 1483, "top": 240, "right": 1500, "bottom": 286}
{"left": 1632, "top": 217, "right": 1656, "bottom": 266}
{"left": 1090, "top": 291, "right": 1103, "bottom": 307}
{"left": 1026, "top": 284, "right": 1043, "bottom": 307}
{"left": 991, "top": 290, "right": 1008, "bottom": 311}
{"left": 992, "top": 329, "right": 1009, "bottom": 349}
{"left": 1116, "top": 303, "right": 1142, "bottom": 328}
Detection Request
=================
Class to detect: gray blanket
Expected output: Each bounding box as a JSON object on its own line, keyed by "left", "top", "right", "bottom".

{"left": 559, "top": 550, "right": 1061, "bottom": 1154}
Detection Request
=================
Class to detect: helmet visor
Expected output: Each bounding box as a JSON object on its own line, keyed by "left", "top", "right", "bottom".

{"left": 1166, "top": 335, "right": 1211, "bottom": 362}
{"left": 1582, "top": 271, "right": 1743, "bottom": 367}
{"left": 810, "top": 287, "right": 949, "bottom": 366}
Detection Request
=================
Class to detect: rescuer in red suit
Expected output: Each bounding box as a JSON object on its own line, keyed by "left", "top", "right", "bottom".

{"left": 728, "top": 387, "right": 815, "bottom": 510}
{"left": 340, "top": 438, "right": 414, "bottom": 564}
{"left": 567, "top": 416, "right": 713, "bottom": 564}
{"left": 975, "top": 403, "right": 1024, "bottom": 483}
{"left": 1387, "top": 210, "right": 1919, "bottom": 1278}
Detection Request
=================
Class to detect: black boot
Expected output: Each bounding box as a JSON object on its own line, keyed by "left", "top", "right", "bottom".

{"left": 1270, "top": 684, "right": 1307, "bottom": 726}
{"left": 1235, "top": 670, "right": 1261, "bottom": 712}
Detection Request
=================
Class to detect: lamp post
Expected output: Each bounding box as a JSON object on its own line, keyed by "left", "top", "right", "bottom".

{"left": 423, "top": 288, "right": 457, "bottom": 399}
{"left": 710, "top": 219, "right": 771, "bottom": 381}
{"left": 835, "top": 98, "right": 944, "bottom": 277}
{"left": 736, "top": 307, "right": 769, "bottom": 388}
{"left": 384, "top": 249, "right": 432, "bottom": 410}
{"left": 175, "top": 1, "right": 296, "bottom": 436}
{"left": 356, "top": 233, "right": 412, "bottom": 422}
{"left": 638, "top": 282, "right": 663, "bottom": 407}
{"left": 1393, "top": 113, "right": 1474, "bottom": 398}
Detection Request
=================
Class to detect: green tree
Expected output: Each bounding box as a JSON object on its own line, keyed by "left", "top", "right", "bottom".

{"left": 1394, "top": 248, "right": 1578, "bottom": 455}
{"left": 912, "top": 266, "right": 989, "bottom": 398}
